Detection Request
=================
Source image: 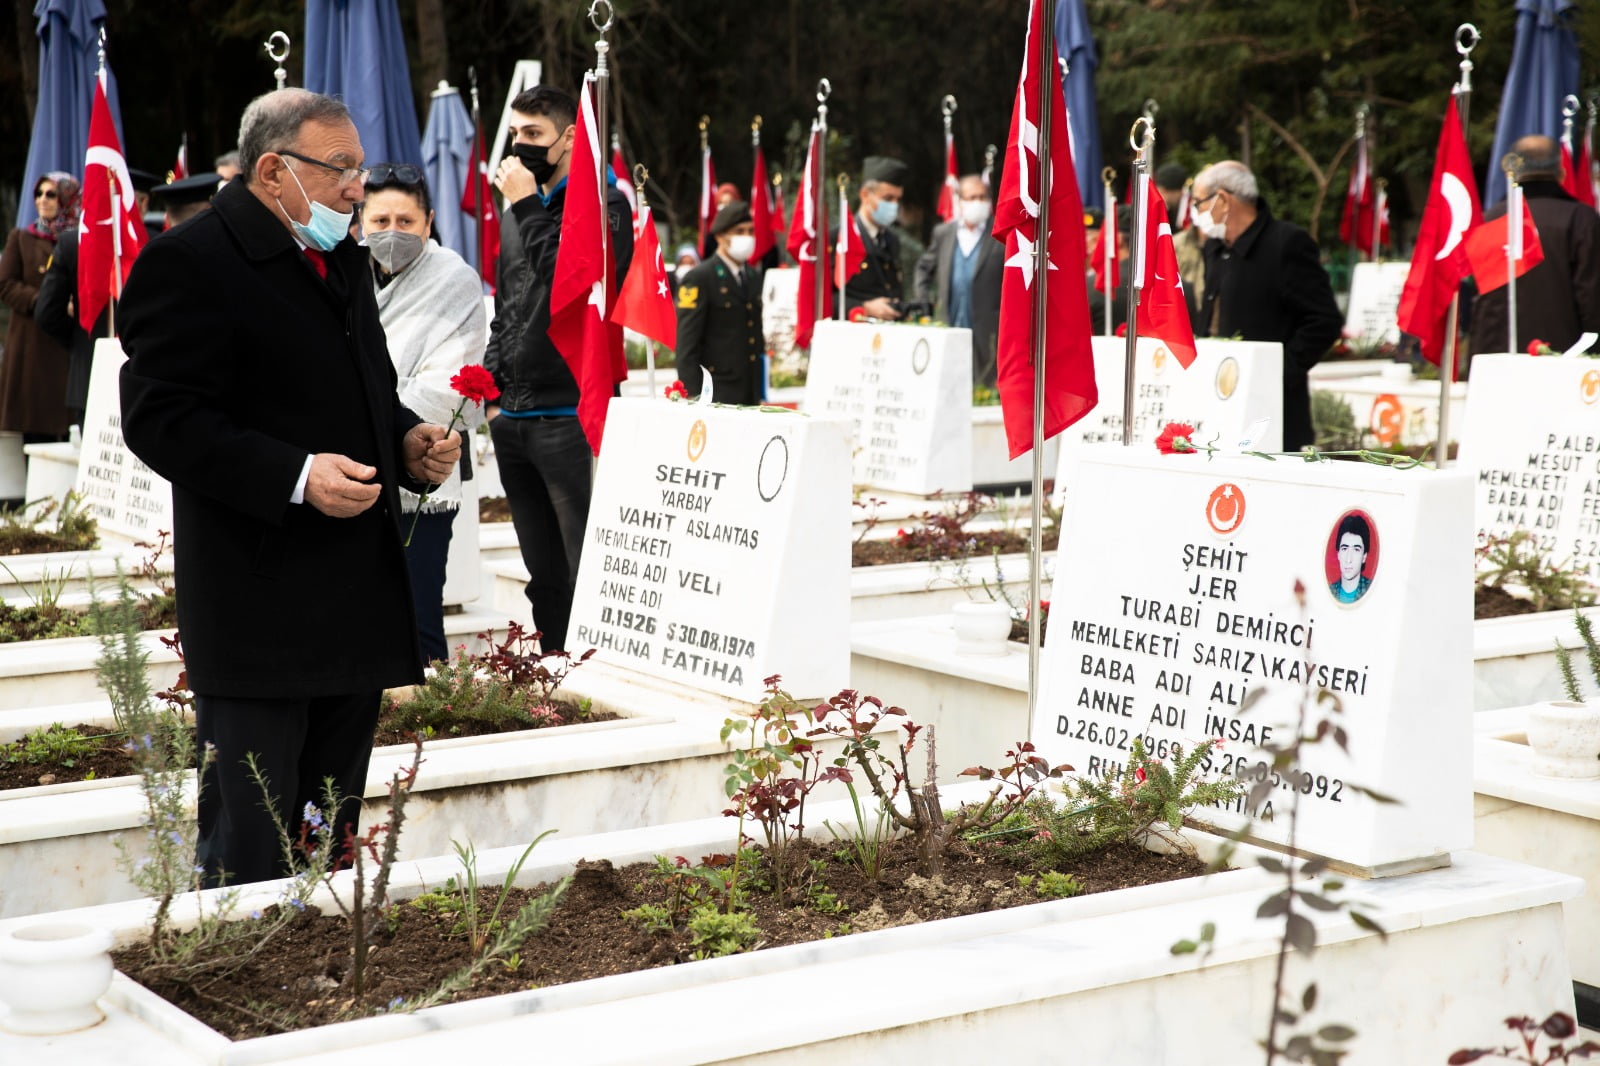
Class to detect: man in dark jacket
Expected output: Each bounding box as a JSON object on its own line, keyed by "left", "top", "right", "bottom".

{"left": 915, "top": 174, "right": 1003, "bottom": 385}
{"left": 838, "top": 155, "right": 910, "bottom": 320}
{"left": 486, "top": 85, "right": 633, "bottom": 653}
{"left": 1469, "top": 135, "right": 1600, "bottom": 356}
{"left": 118, "top": 89, "right": 462, "bottom": 887}
{"left": 676, "top": 201, "right": 763, "bottom": 404}
{"left": 1193, "top": 161, "right": 1342, "bottom": 452}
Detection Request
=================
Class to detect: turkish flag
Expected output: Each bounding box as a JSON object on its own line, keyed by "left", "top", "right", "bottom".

{"left": 1396, "top": 99, "right": 1480, "bottom": 365}
{"left": 1137, "top": 173, "right": 1197, "bottom": 368}
{"left": 698, "top": 142, "right": 717, "bottom": 255}
{"left": 610, "top": 201, "right": 675, "bottom": 350}
{"left": 171, "top": 138, "right": 187, "bottom": 182}
{"left": 786, "top": 121, "right": 829, "bottom": 349}
{"left": 750, "top": 146, "right": 775, "bottom": 262}
{"left": 1579, "top": 131, "right": 1598, "bottom": 210}
{"left": 78, "top": 70, "right": 148, "bottom": 333}
{"left": 460, "top": 118, "right": 499, "bottom": 293}
{"left": 548, "top": 73, "right": 626, "bottom": 454}
{"left": 1561, "top": 140, "right": 1584, "bottom": 204}
{"left": 936, "top": 129, "right": 959, "bottom": 223}
{"left": 1090, "top": 208, "right": 1117, "bottom": 294}
{"left": 1464, "top": 191, "right": 1543, "bottom": 294}
{"left": 835, "top": 182, "right": 867, "bottom": 291}
{"left": 611, "top": 142, "right": 637, "bottom": 227}
{"left": 992, "top": 0, "right": 1096, "bottom": 460}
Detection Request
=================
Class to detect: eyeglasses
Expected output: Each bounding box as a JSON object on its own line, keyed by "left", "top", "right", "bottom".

{"left": 1192, "top": 190, "right": 1224, "bottom": 211}
{"left": 35, "top": 189, "right": 57, "bottom": 201}
{"left": 365, "top": 164, "right": 425, "bottom": 187}
{"left": 279, "top": 149, "right": 369, "bottom": 186}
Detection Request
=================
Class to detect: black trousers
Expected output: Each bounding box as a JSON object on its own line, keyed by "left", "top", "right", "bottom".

{"left": 488, "top": 414, "right": 592, "bottom": 652}
{"left": 403, "top": 507, "right": 456, "bottom": 665}
{"left": 193, "top": 690, "right": 380, "bottom": 888}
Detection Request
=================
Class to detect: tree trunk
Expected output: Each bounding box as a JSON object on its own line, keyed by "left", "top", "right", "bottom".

{"left": 414, "top": 0, "right": 449, "bottom": 97}
{"left": 14, "top": 0, "right": 37, "bottom": 123}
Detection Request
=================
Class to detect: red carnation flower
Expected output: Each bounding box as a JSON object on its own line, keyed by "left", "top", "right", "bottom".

{"left": 1527, "top": 338, "right": 1553, "bottom": 356}
{"left": 665, "top": 380, "right": 689, "bottom": 399}
{"left": 1155, "top": 422, "right": 1197, "bottom": 455}
{"left": 450, "top": 364, "right": 500, "bottom": 405}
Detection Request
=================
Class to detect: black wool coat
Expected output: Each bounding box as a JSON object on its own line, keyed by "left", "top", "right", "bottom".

{"left": 1198, "top": 204, "right": 1343, "bottom": 452}
{"left": 674, "top": 255, "right": 764, "bottom": 405}
{"left": 1469, "top": 181, "right": 1600, "bottom": 356}
{"left": 119, "top": 180, "right": 425, "bottom": 698}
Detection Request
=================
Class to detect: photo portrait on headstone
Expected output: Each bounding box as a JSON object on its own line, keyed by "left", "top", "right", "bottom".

{"left": 1326, "top": 509, "right": 1379, "bottom": 605}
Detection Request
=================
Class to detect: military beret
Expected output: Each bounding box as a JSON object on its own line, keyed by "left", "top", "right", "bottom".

{"left": 1155, "top": 162, "right": 1189, "bottom": 190}
{"left": 1083, "top": 206, "right": 1104, "bottom": 228}
{"left": 710, "top": 200, "right": 752, "bottom": 236}
{"left": 150, "top": 172, "right": 222, "bottom": 207}
{"left": 862, "top": 156, "right": 909, "bottom": 187}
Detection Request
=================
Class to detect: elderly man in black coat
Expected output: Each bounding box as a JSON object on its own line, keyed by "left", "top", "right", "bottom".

{"left": 1193, "top": 161, "right": 1343, "bottom": 452}
{"left": 119, "top": 89, "right": 462, "bottom": 887}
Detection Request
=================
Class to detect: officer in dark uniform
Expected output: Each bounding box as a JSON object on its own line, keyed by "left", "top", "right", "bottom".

{"left": 675, "top": 201, "right": 764, "bottom": 405}
{"left": 839, "top": 155, "right": 909, "bottom": 320}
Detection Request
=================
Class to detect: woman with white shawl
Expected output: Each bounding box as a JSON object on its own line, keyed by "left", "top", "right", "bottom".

{"left": 363, "top": 164, "right": 488, "bottom": 664}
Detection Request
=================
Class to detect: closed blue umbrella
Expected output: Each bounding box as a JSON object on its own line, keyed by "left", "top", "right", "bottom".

{"left": 1485, "top": 0, "right": 1580, "bottom": 209}
{"left": 421, "top": 83, "right": 474, "bottom": 263}
{"left": 1055, "top": 0, "right": 1104, "bottom": 210}
{"left": 16, "top": 0, "right": 125, "bottom": 230}
{"left": 303, "top": 0, "right": 423, "bottom": 170}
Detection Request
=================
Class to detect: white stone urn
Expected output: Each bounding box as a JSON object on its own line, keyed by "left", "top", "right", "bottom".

{"left": 951, "top": 602, "right": 1014, "bottom": 656}
{"left": 0, "top": 921, "right": 114, "bottom": 1034}
{"left": 1525, "top": 700, "right": 1600, "bottom": 779}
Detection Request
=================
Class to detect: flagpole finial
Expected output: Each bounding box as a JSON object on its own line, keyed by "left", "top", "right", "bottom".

{"left": 1102, "top": 166, "right": 1115, "bottom": 186}
{"left": 96, "top": 26, "right": 106, "bottom": 75}
{"left": 699, "top": 114, "right": 709, "bottom": 150}
{"left": 816, "top": 79, "right": 831, "bottom": 105}
{"left": 837, "top": 173, "right": 848, "bottom": 192}
{"left": 264, "top": 31, "right": 291, "bottom": 90}
{"left": 1130, "top": 116, "right": 1154, "bottom": 156}
{"left": 941, "top": 95, "right": 957, "bottom": 118}
{"left": 1142, "top": 98, "right": 1159, "bottom": 123}
{"left": 1501, "top": 152, "right": 1523, "bottom": 179}
{"left": 771, "top": 168, "right": 782, "bottom": 188}
{"left": 1355, "top": 103, "right": 1369, "bottom": 138}
{"left": 633, "top": 164, "right": 649, "bottom": 207}
{"left": 588, "top": 0, "right": 615, "bottom": 34}
{"left": 1454, "top": 23, "right": 1478, "bottom": 94}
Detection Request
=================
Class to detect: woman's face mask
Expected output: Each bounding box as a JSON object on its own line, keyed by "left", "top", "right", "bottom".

{"left": 366, "top": 229, "right": 425, "bottom": 274}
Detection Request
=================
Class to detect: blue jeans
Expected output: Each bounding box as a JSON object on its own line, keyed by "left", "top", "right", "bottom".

{"left": 488, "top": 415, "right": 592, "bottom": 652}
{"left": 403, "top": 507, "right": 456, "bottom": 665}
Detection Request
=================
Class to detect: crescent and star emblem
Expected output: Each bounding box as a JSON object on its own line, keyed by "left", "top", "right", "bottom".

{"left": 1369, "top": 393, "right": 1404, "bottom": 446}
{"left": 1206, "top": 483, "right": 1246, "bottom": 535}
{"left": 1582, "top": 370, "right": 1600, "bottom": 406}
{"left": 1435, "top": 172, "right": 1473, "bottom": 261}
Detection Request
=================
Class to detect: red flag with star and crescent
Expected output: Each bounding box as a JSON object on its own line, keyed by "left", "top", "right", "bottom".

{"left": 936, "top": 126, "right": 959, "bottom": 223}
{"left": 750, "top": 143, "right": 776, "bottom": 263}
{"left": 1136, "top": 172, "right": 1197, "bottom": 368}
{"left": 1396, "top": 99, "right": 1480, "bottom": 366}
{"left": 78, "top": 69, "right": 148, "bottom": 333}
{"left": 992, "top": 0, "right": 1096, "bottom": 460}
{"left": 835, "top": 178, "right": 867, "bottom": 290}
{"left": 461, "top": 116, "right": 499, "bottom": 293}
{"left": 610, "top": 200, "right": 676, "bottom": 350}
{"left": 611, "top": 141, "right": 637, "bottom": 227}
{"left": 786, "top": 121, "right": 829, "bottom": 349}
{"left": 548, "top": 72, "right": 627, "bottom": 454}
{"left": 698, "top": 140, "right": 717, "bottom": 255}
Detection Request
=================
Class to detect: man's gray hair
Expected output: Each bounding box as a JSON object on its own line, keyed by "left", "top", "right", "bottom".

{"left": 237, "top": 89, "right": 352, "bottom": 184}
{"left": 1196, "top": 161, "right": 1259, "bottom": 205}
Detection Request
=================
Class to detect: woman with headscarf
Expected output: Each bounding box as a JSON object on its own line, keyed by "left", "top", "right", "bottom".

{"left": 0, "top": 171, "right": 80, "bottom": 440}
{"left": 362, "top": 163, "right": 488, "bottom": 664}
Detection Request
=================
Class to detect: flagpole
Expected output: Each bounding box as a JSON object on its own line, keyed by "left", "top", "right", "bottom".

{"left": 1436, "top": 22, "right": 1477, "bottom": 470}
{"left": 1122, "top": 118, "right": 1153, "bottom": 447}
{"left": 699, "top": 115, "right": 711, "bottom": 254}
{"left": 1027, "top": 0, "right": 1058, "bottom": 730}
{"left": 592, "top": 1, "right": 614, "bottom": 325}
{"left": 814, "top": 79, "right": 831, "bottom": 333}
{"left": 1503, "top": 154, "right": 1522, "bottom": 359}
{"left": 468, "top": 66, "right": 487, "bottom": 287}
{"left": 1367, "top": 108, "right": 1382, "bottom": 263}
{"left": 1101, "top": 167, "right": 1115, "bottom": 336}
{"left": 634, "top": 163, "right": 658, "bottom": 397}
{"left": 1375, "top": 178, "right": 1387, "bottom": 263}
{"left": 836, "top": 174, "right": 849, "bottom": 322}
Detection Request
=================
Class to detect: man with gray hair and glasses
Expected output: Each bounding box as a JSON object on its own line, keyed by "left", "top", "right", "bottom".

{"left": 1191, "top": 160, "right": 1341, "bottom": 451}
{"left": 118, "top": 88, "right": 463, "bottom": 887}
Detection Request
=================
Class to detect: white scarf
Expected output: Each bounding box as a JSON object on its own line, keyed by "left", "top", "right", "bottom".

{"left": 372, "top": 241, "right": 490, "bottom": 513}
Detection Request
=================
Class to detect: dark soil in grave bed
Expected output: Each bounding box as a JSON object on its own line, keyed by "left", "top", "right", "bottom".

{"left": 0, "top": 700, "right": 621, "bottom": 792}
{"left": 479, "top": 495, "right": 512, "bottom": 523}
{"left": 852, "top": 526, "right": 1060, "bottom": 568}
{"left": 1474, "top": 584, "right": 1547, "bottom": 620}
{"left": 0, "top": 530, "right": 98, "bottom": 555}
{"left": 113, "top": 836, "right": 1207, "bottom": 1040}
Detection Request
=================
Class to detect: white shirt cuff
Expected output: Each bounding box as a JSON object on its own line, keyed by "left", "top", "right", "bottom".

{"left": 290, "top": 455, "right": 313, "bottom": 504}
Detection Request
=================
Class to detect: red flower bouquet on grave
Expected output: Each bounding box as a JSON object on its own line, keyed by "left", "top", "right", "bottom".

{"left": 664, "top": 380, "right": 689, "bottom": 399}
{"left": 1154, "top": 422, "right": 1198, "bottom": 455}
{"left": 1527, "top": 338, "right": 1554, "bottom": 356}
{"left": 405, "top": 363, "right": 501, "bottom": 546}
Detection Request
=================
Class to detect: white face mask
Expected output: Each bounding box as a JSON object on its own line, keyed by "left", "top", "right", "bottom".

{"left": 725, "top": 234, "right": 756, "bottom": 263}
{"left": 1192, "top": 205, "right": 1227, "bottom": 240}
{"left": 960, "top": 199, "right": 991, "bottom": 227}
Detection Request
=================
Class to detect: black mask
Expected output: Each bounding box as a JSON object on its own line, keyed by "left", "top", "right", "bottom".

{"left": 513, "top": 141, "right": 560, "bottom": 186}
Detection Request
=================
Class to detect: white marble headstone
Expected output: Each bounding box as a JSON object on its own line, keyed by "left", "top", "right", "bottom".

{"left": 72, "top": 338, "right": 172, "bottom": 543}
{"left": 1343, "top": 261, "right": 1411, "bottom": 345}
{"left": 1034, "top": 447, "right": 1473, "bottom": 872}
{"left": 1460, "top": 354, "right": 1600, "bottom": 581}
{"left": 1054, "top": 337, "right": 1282, "bottom": 495}
{"left": 801, "top": 321, "right": 974, "bottom": 495}
{"left": 568, "top": 397, "right": 852, "bottom": 702}
{"left": 1308, "top": 368, "right": 1467, "bottom": 451}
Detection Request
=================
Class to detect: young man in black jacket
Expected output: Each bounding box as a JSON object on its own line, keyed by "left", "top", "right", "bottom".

{"left": 486, "top": 85, "right": 634, "bottom": 653}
